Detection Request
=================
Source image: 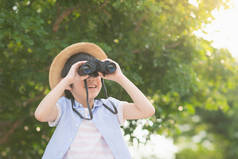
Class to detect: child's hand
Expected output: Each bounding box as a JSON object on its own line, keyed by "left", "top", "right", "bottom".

{"left": 64, "top": 61, "right": 89, "bottom": 85}
{"left": 99, "top": 59, "right": 124, "bottom": 82}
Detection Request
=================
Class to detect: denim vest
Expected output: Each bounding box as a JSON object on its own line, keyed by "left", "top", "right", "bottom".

{"left": 42, "top": 96, "right": 131, "bottom": 159}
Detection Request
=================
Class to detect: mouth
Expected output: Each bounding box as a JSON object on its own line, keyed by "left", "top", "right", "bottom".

{"left": 87, "top": 84, "right": 97, "bottom": 89}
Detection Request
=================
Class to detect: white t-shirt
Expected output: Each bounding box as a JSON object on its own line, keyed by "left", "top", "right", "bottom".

{"left": 49, "top": 101, "right": 126, "bottom": 159}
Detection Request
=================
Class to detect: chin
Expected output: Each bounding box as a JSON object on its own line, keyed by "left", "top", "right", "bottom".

{"left": 87, "top": 92, "right": 100, "bottom": 99}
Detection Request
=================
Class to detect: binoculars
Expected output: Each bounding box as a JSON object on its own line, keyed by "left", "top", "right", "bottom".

{"left": 74, "top": 59, "right": 118, "bottom": 120}
{"left": 78, "top": 59, "right": 116, "bottom": 77}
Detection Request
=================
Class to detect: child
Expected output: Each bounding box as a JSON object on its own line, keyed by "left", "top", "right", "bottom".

{"left": 34, "top": 42, "right": 155, "bottom": 159}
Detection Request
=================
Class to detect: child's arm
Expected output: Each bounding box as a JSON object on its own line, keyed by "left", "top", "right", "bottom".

{"left": 100, "top": 59, "right": 155, "bottom": 120}
{"left": 34, "top": 61, "right": 87, "bottom": 122}
{"left": 116, "top": 75, "right": 155, "bottom": 119}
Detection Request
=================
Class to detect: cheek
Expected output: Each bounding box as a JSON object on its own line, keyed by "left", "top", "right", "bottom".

{"left": 72, "top": 81, "right": 85, "bottom": 91}
{"left": 97, "top": 80, "right": 102, "bottom": 89}
{"left": 98, "top": 85, "right": 102, "bottom": 92}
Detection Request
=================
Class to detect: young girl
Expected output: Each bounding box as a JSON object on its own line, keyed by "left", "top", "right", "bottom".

{"left": 34, "top": 42, "right": 155, "bottom": 159}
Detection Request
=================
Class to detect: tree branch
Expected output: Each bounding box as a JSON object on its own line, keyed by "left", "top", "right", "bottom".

{"left": 53, "top": 7, "right": 78, "bottom": 32}
{"left": 99, "top": 0, "right": 110, "bottom": 9}
{"left": 0, "top": 92, "right": 45, "bottom": 144}
{"left": 0, "top": 119, "right": 23, "bottom": 144}
{"left": 135, "top": 15, "right": 147, "bottom": 32}
{"left": 165, "top": 41, "right": 182, "bottom": 49}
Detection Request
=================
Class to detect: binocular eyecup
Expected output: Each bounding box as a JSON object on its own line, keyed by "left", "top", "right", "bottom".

{"left": 78, "top": 59, "right": 116, "bottom": 77}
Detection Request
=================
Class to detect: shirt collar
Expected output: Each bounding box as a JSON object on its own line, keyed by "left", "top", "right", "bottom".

{"left": 73, "top": 99, "right": 102, "bottom": 110}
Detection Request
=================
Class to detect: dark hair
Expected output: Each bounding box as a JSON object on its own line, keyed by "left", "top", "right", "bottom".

{"left": 61, "top": 52, "right": 96, "bottom": 99}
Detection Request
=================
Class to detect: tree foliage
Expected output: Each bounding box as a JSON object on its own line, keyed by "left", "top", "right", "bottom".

{"left": 0, "top": 0, "right": 236, "bottom": 158}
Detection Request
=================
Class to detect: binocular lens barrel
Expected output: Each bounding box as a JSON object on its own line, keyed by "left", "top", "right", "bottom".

{"left": 105, "top": 63, "right": 116, "bottom": 73}
{"left": 77, "top": 60, "right": 116, "bottom": 76}
{"left": 78, "top": 64, "right": 95, "bottom": 75}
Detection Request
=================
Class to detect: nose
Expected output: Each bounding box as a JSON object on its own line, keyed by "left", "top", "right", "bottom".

{"left": 87, "top": 76, "right": 99, "bottom": 82}
{"left": 87, "top": 76, "right": 93, "bottom": 81}
{"left": 89, "top": 72, "right": 99, "bottom": 77}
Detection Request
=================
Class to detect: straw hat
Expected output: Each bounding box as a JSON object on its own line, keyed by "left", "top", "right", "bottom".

{"left": 49, "top": 42, "right": 107, "bottom": 89}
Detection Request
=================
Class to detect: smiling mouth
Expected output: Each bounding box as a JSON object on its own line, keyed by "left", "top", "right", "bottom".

{"left": 87, "top": 85, "right": 97, "bottom": 89}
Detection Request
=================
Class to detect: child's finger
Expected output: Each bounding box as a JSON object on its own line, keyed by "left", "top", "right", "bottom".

{"left": 69, "top": 61, "right": 88, "bottom": 75}
{"left": 72, "top": 61, "right": 87, "bottom": 68}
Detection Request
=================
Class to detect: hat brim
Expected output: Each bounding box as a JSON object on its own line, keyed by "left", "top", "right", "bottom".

{"left": 49, "top": 42, "right": 107, "bottom": 90}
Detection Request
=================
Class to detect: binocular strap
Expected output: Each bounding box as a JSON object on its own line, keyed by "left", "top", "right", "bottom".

{"left": 71, "top": 79, "right": 118, "bottom": 120}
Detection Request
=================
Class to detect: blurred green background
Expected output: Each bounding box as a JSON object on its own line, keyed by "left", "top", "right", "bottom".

{"left": 1, "top": 0, "right": 238, "bottom": 158}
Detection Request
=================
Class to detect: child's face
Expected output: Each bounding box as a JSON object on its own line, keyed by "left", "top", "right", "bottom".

{"left": 71, "top": 74, "right": 102, "bottom": 101}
